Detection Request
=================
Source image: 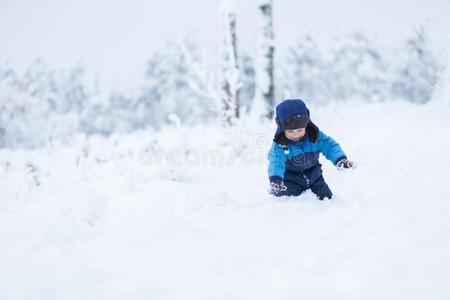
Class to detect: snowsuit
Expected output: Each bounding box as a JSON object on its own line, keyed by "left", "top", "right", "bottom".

{"left": 268, "top": 99, "right": 346, "bottom": 199}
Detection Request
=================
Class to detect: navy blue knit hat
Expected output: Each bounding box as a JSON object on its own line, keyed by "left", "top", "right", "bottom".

{"left": 273, "top": 99, "right": 319, "bottom": 145}
{"left": 275, "top": 99, "right": 310, "bottom": 130}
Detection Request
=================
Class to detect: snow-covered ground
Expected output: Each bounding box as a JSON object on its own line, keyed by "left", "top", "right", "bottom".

{"left": 1, "top": 100, "right": 450, "bottom": 299}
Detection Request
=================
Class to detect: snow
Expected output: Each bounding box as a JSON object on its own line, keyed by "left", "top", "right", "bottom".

{"left": 219, "top": 0, "right": 237, "bottom": 14}
{"left": 1, "top": 100, "right": 450, "bottom": 299}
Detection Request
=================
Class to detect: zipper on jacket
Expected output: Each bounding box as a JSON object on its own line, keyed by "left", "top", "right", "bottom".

{"left": 300, "top": 142, "right": 309, "bottom": 187}
{"left": 303, "top": 174, "right": 310, "bottom": 187}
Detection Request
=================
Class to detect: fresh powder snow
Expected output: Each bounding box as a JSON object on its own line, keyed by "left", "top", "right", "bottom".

{"left": 1, "top": 101, "right": 449, "bottom": 299}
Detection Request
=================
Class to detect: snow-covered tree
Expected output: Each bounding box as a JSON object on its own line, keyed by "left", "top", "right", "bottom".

{"left": 251, "top": 0, "right": 275, "bottom": 120}
{"left": 391, "top": 27, "right": 441, "bottom": 103}
{"left": 219, "top": 0, "right": 241, "bottom": 126}
{"left": 0, "top": 60, "right": 89, "bottom": 148}
{"left": 327, "top": 33, "right": 389, "bottom": 102}
{"left": 238, "top": 53, "right": 256, "bottom": 110}
{"left": 280, "top": 31, "right": 442, "bottom": 104}
{"left": 141, "top": 40, "right": 214, "bottom": 127}
{"left": 82, "top": 41, "right": 217, "bottom": 135}
{"left": 282, "top": 34, "right": 328, "bottom": 103}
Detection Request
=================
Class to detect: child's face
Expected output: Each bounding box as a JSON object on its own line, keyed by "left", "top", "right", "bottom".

{"left": 284, "top": 128, "right": 306, "bottom": 142}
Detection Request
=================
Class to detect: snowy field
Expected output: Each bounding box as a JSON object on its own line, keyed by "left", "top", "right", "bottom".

{"left": 1, "top": 100, "right": 450, "bottom": 299}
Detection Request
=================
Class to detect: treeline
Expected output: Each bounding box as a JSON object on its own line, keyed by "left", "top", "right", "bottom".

{"left": 0, "top": 1, "right": 443, "bottom": 148}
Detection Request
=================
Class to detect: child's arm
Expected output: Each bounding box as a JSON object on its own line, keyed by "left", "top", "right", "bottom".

{"left": 317, "top": 131, "right": 347, "bottom": 165}
{"left": 267, "top": 142, "right": 287, "bottom": 183}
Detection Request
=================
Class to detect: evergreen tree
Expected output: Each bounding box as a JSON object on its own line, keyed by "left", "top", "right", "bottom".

{"left": 392, "top": 27, "right": 441, "bottom": 103}
{"left": 328, "top": 33, "right": 389, "bottom": 102}
{"left": 283, "top": 34, "right": 327, "bottom": 103}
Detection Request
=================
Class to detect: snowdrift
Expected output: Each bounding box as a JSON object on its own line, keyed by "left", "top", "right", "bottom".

{"left": 1, "top": 101, "right": 449, "bottom": 299}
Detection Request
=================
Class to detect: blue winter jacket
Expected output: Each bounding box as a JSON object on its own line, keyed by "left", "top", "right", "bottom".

{"left": 268, "top": 99, "right": 346, "bottom": 186}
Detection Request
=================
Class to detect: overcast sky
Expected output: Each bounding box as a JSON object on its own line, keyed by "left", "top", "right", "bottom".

{"left": 1, "top": 0, "right": 449, "bottom": 89}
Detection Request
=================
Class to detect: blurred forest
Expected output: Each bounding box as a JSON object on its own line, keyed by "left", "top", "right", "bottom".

{"left": 0, "top": 26, "right": 443, "bottom": 148}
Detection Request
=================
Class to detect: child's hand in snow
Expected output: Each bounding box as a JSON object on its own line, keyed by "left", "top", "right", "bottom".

{"left": 268, "top": 182, "right": 287, "bottom": 195}
{"left": 336, "top": 158, "right": 356, "bottom": 171}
